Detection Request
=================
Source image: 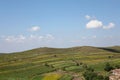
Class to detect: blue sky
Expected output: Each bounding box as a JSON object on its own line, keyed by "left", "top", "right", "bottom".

{"left": 0, "top": 0, "right": 120, "bottom": 53}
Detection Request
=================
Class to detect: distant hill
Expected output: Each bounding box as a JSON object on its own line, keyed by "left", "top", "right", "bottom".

{"left": 1, "top": 46, "right": 119, "bottom": 55}
{"left": 68, "top": 46, "right": 106, "bottom": 53}
{"left": 15, "top": 46, "right": 120, "bottom": 55}
{"left": 109, "top": 46, "right": 120, "bottom": 52}
{"left": 0, "top": 53, "right": 4, "bottom": 55}
{"left": 99, "top": 46, "right": 120, "bottom": 53}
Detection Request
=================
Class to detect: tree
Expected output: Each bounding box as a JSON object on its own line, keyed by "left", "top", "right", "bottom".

{"left": 104, "top": 62, "right": 113, "bottom": 72}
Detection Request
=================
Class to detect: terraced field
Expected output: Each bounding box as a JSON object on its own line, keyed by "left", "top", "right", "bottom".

{"left": 0, "top": 46, "right": 120, "bottom": 80}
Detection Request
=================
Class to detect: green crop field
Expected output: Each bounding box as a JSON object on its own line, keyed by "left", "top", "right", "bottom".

{"left": 0, "top": 46, "right": 120, "bottom": 80}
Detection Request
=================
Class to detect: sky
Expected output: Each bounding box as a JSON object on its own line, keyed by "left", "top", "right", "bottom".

{"left": 0, "top": 0, "right": 120, "bottom": 53}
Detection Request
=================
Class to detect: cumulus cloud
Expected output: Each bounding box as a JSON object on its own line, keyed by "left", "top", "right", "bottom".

{"left": 29, "top": 26, "right": 40, "bottom": 32}
{"left": 85, "top": 15, "right": 115, "bottom": 29}
{"left": 86, "top": 20, "right": 103, "bottom": 29}
{"left": 103, "top": 23, "right": 115, "bottom": 29}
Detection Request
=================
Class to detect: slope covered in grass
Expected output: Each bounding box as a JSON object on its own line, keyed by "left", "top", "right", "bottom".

{"left": 0, "top": 46, "right": 120, "bottom": 80}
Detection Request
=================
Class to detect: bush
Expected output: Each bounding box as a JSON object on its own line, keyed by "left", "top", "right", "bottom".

{"left": 86, "top": 67, "right": 94, "bottom": 72}
{"left": 83, "top": 67, "right": 109, "bottom": 80}
{"left": 82, "top": 64, "right": 88, "bottom": 69}
{"left": 104, "top": 62, "right": 113, "bottom": 72}
{"left": 104, "top": 76, "right": 109, "bottom": 80}
{"left": 83, "top": 71, "right": 97, "bottom": 80}
{"left": 115, "top": 64, "right": 120, "bottom": 69}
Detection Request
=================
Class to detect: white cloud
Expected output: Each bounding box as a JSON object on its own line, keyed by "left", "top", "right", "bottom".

{"left": 92, "top": 35, "right": 97, "bottom": 38}
{"left": 85, "top": 15, "right": 91, "bottom": 20}
{"left": 86, "top": 20, "right": 103, "bottom": 29}
{"left": 70, "top": 40, "right": 81, "bottom": 43}
{"left": 30, "top": 35, "right": 37, "bottom": 39}
{"left": 29, "top": 34, "right": 54, "bottom": 41}
{"left": 103, "top": 22, "right": 115, "bottom": 29}
{"left": 81, "top": 37, "right": 87, "bottom": 39}
{"left": 5, "top": 36, "right": 15, "bottom": 42}
{"left": 19, "top": 35, "right": 26, "bottom": 40}
{"left": 85, "top": 15, "right": 115, "bottom": 30}
{"left": 85, "top": 15, "right": 96, "bottom": 20}
{"left": 29, "top": 26, "right": 40, "bottom": 32}
{"left": 45, "top": 34, "right": 55, "bottom": 40}
{"left": 3, "top": 34, "right": 55, "bottom": 43}
{"left": 5, "top": 35, "right": 26, "bottom": 43}
{"left": 39, "top": 36, "right": 44, "bottom": 40}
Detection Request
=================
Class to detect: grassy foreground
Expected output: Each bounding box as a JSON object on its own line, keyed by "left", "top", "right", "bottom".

{"left": 0, "top": 46, "right": 120, "bottom": 80}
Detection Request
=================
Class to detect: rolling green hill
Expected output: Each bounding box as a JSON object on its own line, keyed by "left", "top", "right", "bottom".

{"left": 0, "top": 46, "right": 120, "bottom": 80}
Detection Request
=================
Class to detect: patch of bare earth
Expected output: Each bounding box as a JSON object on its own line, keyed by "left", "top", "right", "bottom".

{"left": 109, "top": 69, "right": 120, "bottom": 80}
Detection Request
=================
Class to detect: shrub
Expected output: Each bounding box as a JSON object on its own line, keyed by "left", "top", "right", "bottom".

{"left": 83, "top": 71, "right": 97, "bottom": 80}
{"left": 104, "top": 62, "right": 113, "bottom": 72}
{"left": 83, "top": 67, "right": 109, "bottom": 80}
{"left": 115, "top": 64, "right": 120, "bottom": 69}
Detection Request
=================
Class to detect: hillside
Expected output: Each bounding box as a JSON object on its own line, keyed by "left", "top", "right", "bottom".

{"left": 0, "top": 46, "right": 120, "bottom": 80}
{"left": 99, "top": 46, "right": 120, "bottom": 53}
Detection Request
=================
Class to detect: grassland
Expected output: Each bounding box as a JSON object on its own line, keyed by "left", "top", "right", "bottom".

{"left": 0, "top": 46, "right": 120, "bottom": 80}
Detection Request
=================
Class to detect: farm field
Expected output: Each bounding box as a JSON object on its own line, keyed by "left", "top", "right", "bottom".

{"left": 0, "top": 46, "right": 120, "bottom": 80}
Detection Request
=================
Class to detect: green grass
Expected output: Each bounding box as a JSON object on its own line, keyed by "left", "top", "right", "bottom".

{"left": 65, "top": 65, "right": 83, "bottom": 72}
{"left": 32, "top": 75, "right": 43, "bottom": 80}
{"left": 59, "top": 74, "right": 73, "bottom": 80}
{"left": 0, "top": 46, "right": 120, "bottom": 80}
